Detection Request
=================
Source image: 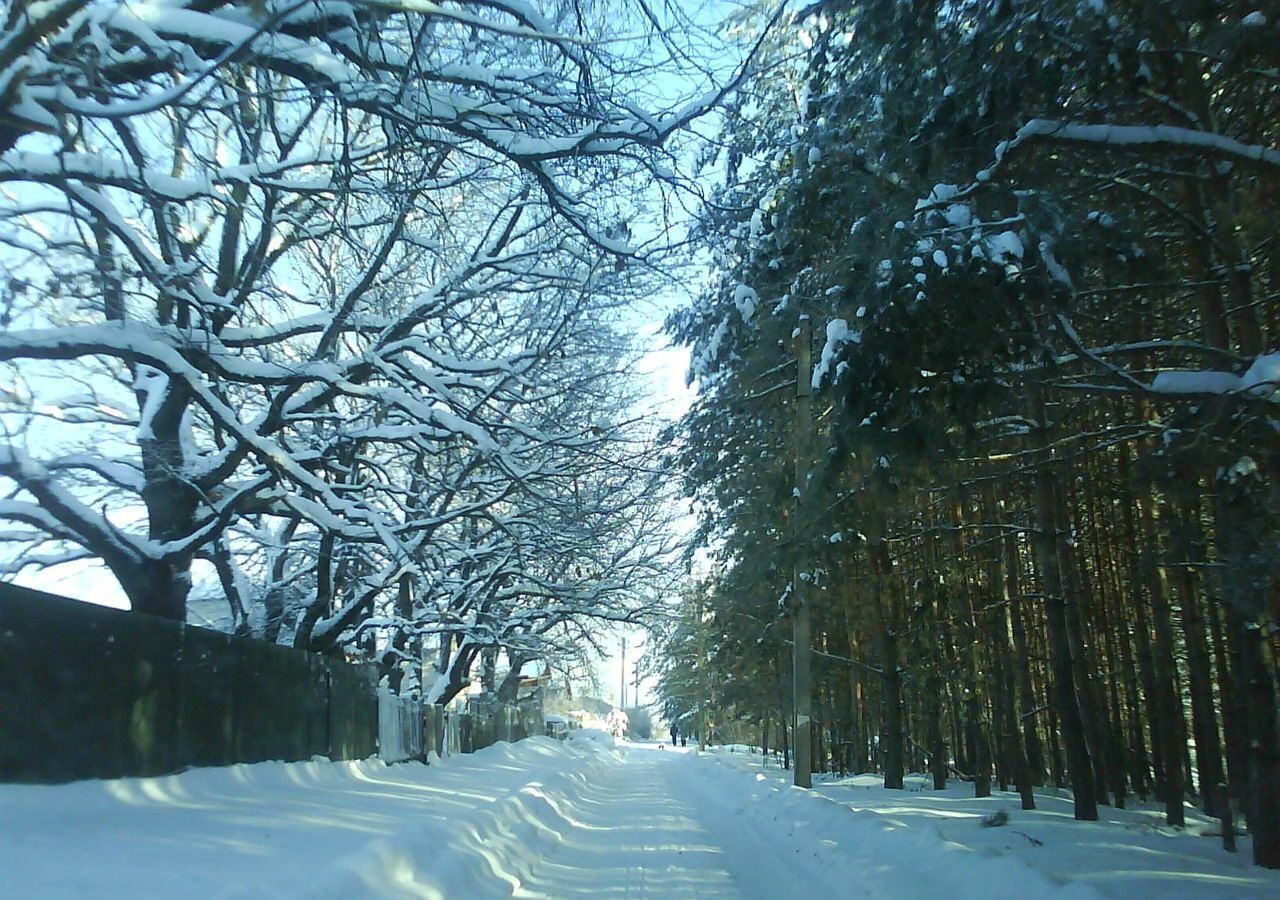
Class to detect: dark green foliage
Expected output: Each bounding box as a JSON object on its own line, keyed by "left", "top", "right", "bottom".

{"left": 662, "top": 0, "right": 1280, "bottom": 866}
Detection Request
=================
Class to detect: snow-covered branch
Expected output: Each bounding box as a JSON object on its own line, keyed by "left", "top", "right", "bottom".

{"left": 1008, "top": 119, "right": 1280, "bottom": 169}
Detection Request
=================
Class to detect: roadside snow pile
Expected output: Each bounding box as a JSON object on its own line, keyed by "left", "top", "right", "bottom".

{"left": 309, "top": 739, "right": 613, "bottom": 899}
{"left": 567, "top": 727, "right": 616, "bottom": 748}
{"left": 700, "top": 752, "right": 1279, "bottom": 899}
{"left": 0, "top": 737, "right": 614, "bottom": 899}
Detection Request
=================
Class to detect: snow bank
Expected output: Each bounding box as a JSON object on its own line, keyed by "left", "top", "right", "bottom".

{"left": 308, "top": 739, "right": 616, "bottom": 899}
{"left": 0, "top": 737, "right": 616, "bottom": 899}
{"left": 568, "top": 727, "right": 617, "bottom": 749}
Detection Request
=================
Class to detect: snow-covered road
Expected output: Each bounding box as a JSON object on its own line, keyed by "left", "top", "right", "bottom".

{"left": 2, "top": 734, "right": 1275, "bottom": 899}
{"left": 506, "top": 746, "right": 744, "bottom": 897}
{"left": 310, "top": 737, "right": 846, "bottom": 900}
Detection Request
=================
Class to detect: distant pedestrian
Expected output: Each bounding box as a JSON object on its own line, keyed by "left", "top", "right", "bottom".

{"left": 670, "top": 723, "right": 678, "bottom": 746}
{"left": 680, "top": 735, "right": 687, "bottom": 748}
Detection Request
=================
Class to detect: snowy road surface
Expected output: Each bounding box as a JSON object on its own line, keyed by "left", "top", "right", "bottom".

{"left": 2, "top": 733, "right": 1275, "bottom": 898}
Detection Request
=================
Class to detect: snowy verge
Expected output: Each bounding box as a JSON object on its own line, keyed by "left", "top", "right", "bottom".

{"left": 695, "top": 748, "right": 1279, "bottom": 899}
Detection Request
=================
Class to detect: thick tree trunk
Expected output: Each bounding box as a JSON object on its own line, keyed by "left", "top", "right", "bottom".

{"left": 1230, "top": 612, "right": 1280, "bottom": 868}
{"left": 384, "top": 573, "right": 416, "bottom": 693}
{"left": 294, "top": 531, "right": 334, "bottom": 650}
{"left": 1217, "top": 478, "right": 1280, "bottom": 868}
{"left": 966, "top": 687, "right": 992, "bottom": 798}
{"left": 135, "top": 388, "right": 199, "bottom": 620}
{"left": 260, "top": 520, "right": 300, "bottom": 644}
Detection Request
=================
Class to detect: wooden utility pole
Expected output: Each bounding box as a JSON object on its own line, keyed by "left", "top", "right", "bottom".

{"left": 697, "top": 592, "right": 708, "bottom": 751}
{"left": 793, "top": 317, "right": 813, "bottom": 789}
{"left": 632, "top": 661, "right": 642, "bottom": 713}
{"left": 620, "top": 632, "right": 626, "bottom": 709}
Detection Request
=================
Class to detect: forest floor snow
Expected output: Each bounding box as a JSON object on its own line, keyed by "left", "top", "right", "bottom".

{"left": 705, "top": 744, "right": 1278, "bottom": 899}
{"left": 1, "top": 734, "right": 1276, "bottom": 898}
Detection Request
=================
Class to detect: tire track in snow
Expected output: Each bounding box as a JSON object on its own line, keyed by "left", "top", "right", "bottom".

{"left": 659, "top": 750, "right": 867, "bottom": 899}
{"left": 512, "top": 749, "right": 740, "bottom": 898}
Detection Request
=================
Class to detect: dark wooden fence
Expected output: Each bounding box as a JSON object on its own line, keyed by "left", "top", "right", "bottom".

{"left": 459, "top": 698, "right": 545, "bottom": 752}
{"left": 0, "top": 582, "right": 379, "bottom": 783}
{"left": 0, "top": 582, "right": 547, "bottom": 783}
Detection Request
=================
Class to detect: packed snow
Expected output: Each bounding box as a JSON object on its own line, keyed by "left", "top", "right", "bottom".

{"left": 3, "top": 738, "right": 1274, "bottom": 898}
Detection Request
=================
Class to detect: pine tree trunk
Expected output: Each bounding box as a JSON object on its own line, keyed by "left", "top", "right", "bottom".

{"left": 1137, "top": 488, "right": 1187, "bottom": 826}
{"left": 966, "top": 687, "right": 992, "bottom": 798}
{"left": 1116, "top": 605, "right": 1152, "bottom": 800}
{"left": 1216, "top": 480, "right": 1280, "bottom": 868}
{"left": 815, "top": 704, "right": 826, "bottom": 775}
{"left": 1028, "top": 387, "right": 1098, "bottom": 820}
{"left": 882, "top": 641, "right": 906, "bottom": 787}
{"left": 952, "top": 497, "right": 995, "bottom": 799}
{"left": 1002, "top": 601, "right": 1036, "bottom": 808}
{"left": 1005, "top": 530, "right": 1045, "bottom": 786}
{"left": 1057, "top": 479, "right": 1113, "bottom": 806}
{"left": 925, "top": 647, "right": 949, "bottom": 789}
{"left": 1209, "top": 594, "right": 1249, "bottom": 808}
{"left": 1085, "top": 536, "right": 1129, "bottom": 808}
{"left": 870, "top": 539, "right": 906, "bottom": 789}
{"left": 1118, "top": 449, "right": 1171, "bottom": 806}
{"left": 847, "top": 626, "right": 865, "bottom": 773}
{"left": 1231, "top": 612, "right": 1280, "bottom": 868}
{"left": 1047, "top": 699, "right": 1066, "bottom": 790}
{"left": 1168, "top": 494, "right": 1226, "bottom": 810}
{"left": 780, "top": 705, "right": 790, "bottom": 771}
{"left": 1099, "top": 494, "right": 1151, "bottom": 800}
